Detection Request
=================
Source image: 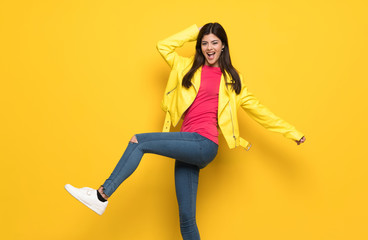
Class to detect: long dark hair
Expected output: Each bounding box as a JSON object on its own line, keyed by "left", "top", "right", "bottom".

{"left": 182, "top": 22, "right": 241, "bottom": 94}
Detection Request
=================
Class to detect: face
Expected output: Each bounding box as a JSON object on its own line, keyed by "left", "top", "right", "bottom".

{"left": 201, "top": 33, "right": 224, "bottom": 67}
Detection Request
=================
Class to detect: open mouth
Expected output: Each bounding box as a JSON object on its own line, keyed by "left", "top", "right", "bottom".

{"left": 206, "top": 52, "right": 215, "bottom": 60}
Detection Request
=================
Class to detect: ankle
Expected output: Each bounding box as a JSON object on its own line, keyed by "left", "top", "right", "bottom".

{"left": 98, "top": 186, "right": 109, "bottom": 200}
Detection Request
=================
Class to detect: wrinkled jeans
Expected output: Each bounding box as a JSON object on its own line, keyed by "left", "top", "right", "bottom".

{"left": 102, "top": 132, "right": 218, "bottom": 240}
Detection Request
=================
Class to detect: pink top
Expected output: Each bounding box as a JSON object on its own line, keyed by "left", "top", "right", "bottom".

{"left": 181, "top": 65, "right": 222, "bottom": 144}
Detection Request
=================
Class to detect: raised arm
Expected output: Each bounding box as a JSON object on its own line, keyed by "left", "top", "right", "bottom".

{"left": 240, "top": 79, "right": 305, "bottom": 144}
{"left": 156, "top": 24, "right": 199, "bottom": 69}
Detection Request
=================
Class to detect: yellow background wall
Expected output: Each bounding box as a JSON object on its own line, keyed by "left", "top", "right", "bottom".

{"left": 1, "top": 0, "right": 367, "bottom": 239}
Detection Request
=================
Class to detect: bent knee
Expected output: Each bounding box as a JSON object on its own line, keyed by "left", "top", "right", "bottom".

{"left": 129, "top": 135, "right": 138, "bottom": 144}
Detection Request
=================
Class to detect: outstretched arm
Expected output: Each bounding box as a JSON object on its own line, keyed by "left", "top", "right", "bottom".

{"left": 240, "top": 79, "right": 305, "bottom": 145}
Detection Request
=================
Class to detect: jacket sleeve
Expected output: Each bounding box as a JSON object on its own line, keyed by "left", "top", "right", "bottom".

{"left": 240, "top": 78, "right": 304, "bottom": 141}
{"left": 156, "top": 24, "right": 199, "bottom": 69}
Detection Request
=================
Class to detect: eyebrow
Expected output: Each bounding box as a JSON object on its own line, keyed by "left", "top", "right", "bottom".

{"left": 201, "top": 40, "right": 219, "bottom": 43}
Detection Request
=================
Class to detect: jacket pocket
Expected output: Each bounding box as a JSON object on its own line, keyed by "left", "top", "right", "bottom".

{"left": 166, "top": 86, "right": 177, "bottom": 95}
{"left": 161, "top": 85, "right": 177, "bottom": 113}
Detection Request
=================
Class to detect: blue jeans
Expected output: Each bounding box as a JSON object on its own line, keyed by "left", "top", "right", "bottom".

{"left": 102, "top": 132, "right": 218, "bottom": 240}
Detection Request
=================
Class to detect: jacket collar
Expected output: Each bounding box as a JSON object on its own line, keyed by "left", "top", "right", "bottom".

{"left": 191, "top": 66, "right": 201, "bottom": 93}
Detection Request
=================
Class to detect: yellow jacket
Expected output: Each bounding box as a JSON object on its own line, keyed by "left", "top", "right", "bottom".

{"left": 157, "top": 24, "right": 304, "bottom": 150}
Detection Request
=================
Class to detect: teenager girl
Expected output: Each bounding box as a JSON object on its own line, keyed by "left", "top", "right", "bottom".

{"left": 65, "top": 23, "right": 306, "bottom": 240}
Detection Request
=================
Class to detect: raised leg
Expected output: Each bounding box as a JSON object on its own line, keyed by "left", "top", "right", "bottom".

{"left": 101, "top": 132, "right": 217, "bottom": 197}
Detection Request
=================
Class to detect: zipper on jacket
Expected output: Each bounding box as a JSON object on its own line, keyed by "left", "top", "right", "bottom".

{"left": 166, "top": 87, "right": 177, "bottom": 95}
{"left": 228, "top": 102, "right": 236, "bottom": 142}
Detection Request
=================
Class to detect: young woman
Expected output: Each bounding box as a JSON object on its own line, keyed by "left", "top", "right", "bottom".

{"left": 65, "top": 23, "right": 306, "bottom": 240}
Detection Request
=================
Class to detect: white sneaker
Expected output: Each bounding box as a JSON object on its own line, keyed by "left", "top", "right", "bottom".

{"left": 65, "top": 184, "right": 108, "bottom": 215}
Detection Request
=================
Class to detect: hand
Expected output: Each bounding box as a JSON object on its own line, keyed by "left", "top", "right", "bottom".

{"left": 296, "top": 136, "right": 306, "bottom": 145}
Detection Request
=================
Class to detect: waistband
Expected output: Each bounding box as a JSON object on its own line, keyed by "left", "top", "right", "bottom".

{"left": 162, "top": 111, "right": 252, "bottom": 151}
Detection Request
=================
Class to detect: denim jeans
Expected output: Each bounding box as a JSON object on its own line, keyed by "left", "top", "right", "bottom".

{"left": 102, "top": 132, "right": 218, "bottom": 240}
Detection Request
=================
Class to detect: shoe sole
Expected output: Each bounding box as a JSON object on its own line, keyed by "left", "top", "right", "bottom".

{"left": 64, "top": 184, "right": 104, "bottom": 215}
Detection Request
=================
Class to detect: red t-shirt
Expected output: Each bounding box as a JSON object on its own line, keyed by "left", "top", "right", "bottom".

{"left": 181, "top": 65, "right": 222, "bottom": 144}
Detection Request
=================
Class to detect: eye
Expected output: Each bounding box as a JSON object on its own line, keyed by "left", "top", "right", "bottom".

{"left": 202, "top": 42, "right": 207, "bottom": 46}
